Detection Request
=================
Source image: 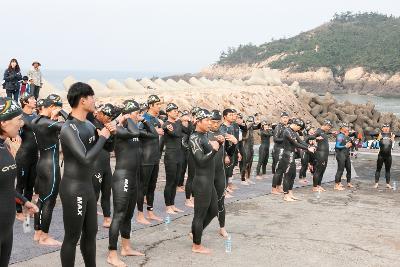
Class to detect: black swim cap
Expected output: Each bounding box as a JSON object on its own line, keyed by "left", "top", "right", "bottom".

{"left": 122, "top": 99, "right": 140, "bottom": 114}
{"left": 281, "top": 111, "right": 289, "bottom": 117}
{"left": 99, "top": 103, "right": 115, "bottom": 117}
{"left": 191, "top": 107, "right": 201, "bottom": 116}
{"left": 195, "top": 109, "right": 212, "bottom": 121}
{"left": 210, "top": 110, "right": 222, "bottom": 121}
{"left": 147, "top": 95, "right": 161, "bottom": 105}
{"left": 46, "top": 94, "right": 63, "bottom": 107}
{"left": 166, "top": 103, "right": 178, "bottom": 112}
{"left": 0, "top": 97, "right": 22, "bottom": 121}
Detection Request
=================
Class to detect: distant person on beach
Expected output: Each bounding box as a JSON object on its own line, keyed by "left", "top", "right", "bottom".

{"left": 3, "top": 58, "right": 23, "bottom": 101}
{"left": 28, "top": 61, "right": 43, "bottom": 99}
{"left": 19, "top": 76, "right": 31, "bottom": 97}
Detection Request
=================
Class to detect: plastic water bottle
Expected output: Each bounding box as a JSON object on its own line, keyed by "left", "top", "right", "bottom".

{"left": 393, "top": 181, "right": 397, "bottom": 191}
{"left": 225, "top": 235, "right": 232, "bottom": 253}
{"left": 164, "top": 215, "right": 171, "bottom": 230}
{"left": 314, "top": 191, "right": 321, "bottom": 202}
{"left": 23, "top": 215, "right": 31, "bottom": 233}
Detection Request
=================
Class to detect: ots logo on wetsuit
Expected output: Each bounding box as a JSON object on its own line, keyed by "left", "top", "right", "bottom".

{"left": 2, "top": 164, "right": 17, "bottom": 172}
{"left": 70, "top": 124, "right": 78, "bottom": 131}
{"left": 124, "top": 179, "right": 129, "bottom": 192}
{"left": 132, "top": 137, "right": 139, "bottom": 142}
{"left": 95, "top": 173, "right": 102, "bottom": 183}
{"left": 77, "top": 197, "right": 83, "bottom": 216}
{"left": 88, "top": 136, "right": 96, "bottom": 144}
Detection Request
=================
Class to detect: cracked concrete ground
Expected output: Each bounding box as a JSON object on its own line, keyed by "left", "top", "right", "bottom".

{"left": 12, "top": 153, "right": 400, "bottom": 267}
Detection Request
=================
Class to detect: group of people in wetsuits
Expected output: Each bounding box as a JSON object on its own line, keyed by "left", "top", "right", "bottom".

{"left": 0, "top": 81, "right": 398, "bottom": 266}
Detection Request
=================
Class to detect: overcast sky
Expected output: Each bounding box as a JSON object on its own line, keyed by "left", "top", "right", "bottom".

{"left": 1, "top": 0, "right": 398, "bottom": 74}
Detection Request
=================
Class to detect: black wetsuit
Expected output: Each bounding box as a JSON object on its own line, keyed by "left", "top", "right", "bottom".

{"left": 163, "top": 120, "right": 186, "bottom": 206}
{"left": 59, "top": 117, "right": 107, "bottom": 267}
{"left": 256, "top": 128, "right": 272, "bottom": 176}
{"left": 298, "top": 134, "right": 315, "bottom": 179}
{"left": 184, "top": 122, "right": 196, "bottom": 200}
{"left": 178, "top": 127, "right": 190, "bottom": 187}
{"left": 374, "top": 132, "right": 396, "bottom": 184}
{"left": 90, "top": 117, "right": 113, "bottom": 218}
{"left": 0, "top": 138, "right": 29, "bottom": 267}
{"left": 274, "top": 127, "right": 309, "bottom": 193}
{"left": 240, "top": 125, "right": 255, "bottom": 181}
{"left": 334, "top": 133, "right": 352, "bottom": 184}
{"left": 109, "top": 118, "right": 141, "bottom": 250}
{"left": 189, "top": 131, "right": 218, "bottom": 245}
{"left": 15, "top": 111, "right": 38, "bottom": 214}
{"left": 137, "top": 113, "right": 161, "bottom": 213}
{"left": 272, "top": 123, "right": 286, "bottom": 187}
{"left": 32, "top": 115, "right": 63, "bottom": 234}
{"left": 219, "top": 123, "right": 237, "bottom": 185}
{"left": 207, "top": 130, "right": 235, "bottom": 228}
{"left": 313, "top": 128, "right": 330, "bottom": 187}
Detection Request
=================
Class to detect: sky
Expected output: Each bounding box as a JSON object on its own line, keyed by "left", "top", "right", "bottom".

{"left": 1, "top": 0, "right": 399, "bottom": 74}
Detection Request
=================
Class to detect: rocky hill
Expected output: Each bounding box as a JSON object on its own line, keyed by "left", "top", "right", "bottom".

{"left": 209, "top": 12, "right": 400, "bottom": 96}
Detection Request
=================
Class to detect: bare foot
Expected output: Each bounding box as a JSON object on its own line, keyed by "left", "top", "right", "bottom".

{"left": 219, "top": 228, "right": 228, "bottom": 238}
{"left": 241, "top": 181, "right": 249, "bottom": 185}
{"left": 334, "top": 184, "right": 345, "bottom": 191}
{"left": 166, "top": 207, "right": 177, "bottom": 214}
{"left": 16, "top": 212, "right": 25, "bottom": 222}
{"left": 277, "top": 186, "right": 284, "bottom": 193}
{"left": 146, "top": 211, "right": 163, "bottom": 222}
{"left": 176, "top": 187, "right": 185, "bottom": 193}
{"left": 271, "top": 188, "right": 282, "bottom": 195}
{"left": 185, "top": 199, "right": 194, "bottom": 208}
{"left": 192, "top": 244, "right": 212, "bottom": 254}
{"left": 39, "top": 235, "right": 62, "bottom": 246}
{"left": 373, "top": 183, "right": 379, "bottom": 189}
{"left": 256, "top": 175, "right": 263, "bottom": 180}
{"left": 34, "top": 231, "right": 42, "bottom": 242}
{"left": 226, "top": 187, "right": 233, "bottom": 193}
{"left": 312, "top": 187, "right": 320, "bottom": 192}
{"left": 386, "top": 183, "right": 393, "bottom": 189}
{"left": 107, "top": 252, "right": 127, "bottom": 267}
{"left": 299, "top": 179, "right": 308, "bottom": 184}
{"left": 347, "top": 183, "right": 354, "bottom": 188}
{"left": 121, "top": 247, "right": 145, "bottom": 256}
{"left": 318, "top": 186, "right": 326, "bottom": 192}
{"left": 283, "top": 195, "right": 296, "bottom": 202}
{"left": 103, "top": 217, "right": 112, "bottom": 228}
{"left": 291, "top": 195, "right": 300, "bottom": 200}
{"left": 172, "top": 206, "right": 184, "bottom": 213}
{"left": 231, "top": 184, "right": 238, "bottom": 190}
{"left": 136, "top": 212, "right": 151, "bottom": 225}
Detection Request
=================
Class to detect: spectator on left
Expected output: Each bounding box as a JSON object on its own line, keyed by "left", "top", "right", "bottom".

{"left": 3, "top": 58, "right": 22, "bottom": 101}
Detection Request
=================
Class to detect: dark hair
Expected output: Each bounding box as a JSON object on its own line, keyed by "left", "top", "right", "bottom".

{"left": 222, "top": 109, "right": 234, "bottom": 117}
{"left": 8, "top": 58, "right": 20, "bottom": 72}
{"left": 67, "top": 82, "right": 94, "bottom": 108}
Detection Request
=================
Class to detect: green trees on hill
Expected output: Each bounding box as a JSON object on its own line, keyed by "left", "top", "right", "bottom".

{"left": 218, "top": 12, "right": 400, "bottom": 75}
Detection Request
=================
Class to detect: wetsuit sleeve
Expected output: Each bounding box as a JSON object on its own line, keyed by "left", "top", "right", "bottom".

{"left": 139, "top": 121, "right": 158, "bottom": 138}
{"left": 335, "top": 134, "right": 346, "bottom": 149}
{"left": 59, "top": 110, "right": 69, "bottom": 121}
{"left": 48, "top": 120, "right": 64, "bottom": 131}
{"left": 239, "top": 124, "right": 247, "bottom": 131}
{"left": 287, "top": 131, "right": 309, "bottom": 150}
{"left": 189, "top": 135, "right": 217, "bottom": 164}
{"left": 163, "top": 121, "right": 182, "bottom": 137}
{"left": 60, "top": 125, "right": 107, "bottom": 165}
{"left": 273, "top": 125, "right": 284, "bottom": 143}
{"left": 15, "top": 191, "right": 28, "bottom": 205}
{"left": 225, "top": 141, "right": 236, "bottom": 157}
{"left": 115, "top": 119, "right": 140, "bottom": 139}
